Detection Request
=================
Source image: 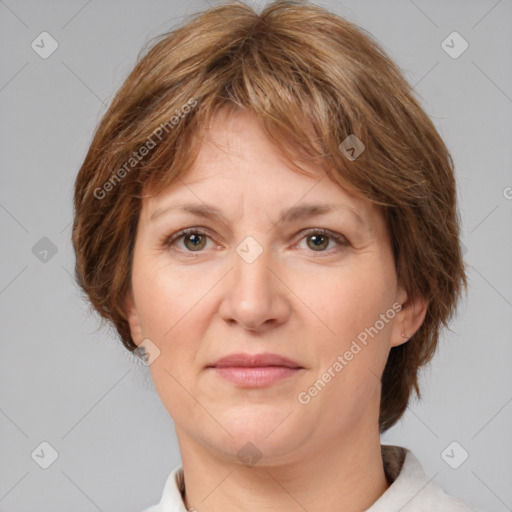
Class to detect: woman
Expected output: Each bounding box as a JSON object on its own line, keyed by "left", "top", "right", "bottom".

{"left": 72, "top": 1, "right": 478, "bottom": 510}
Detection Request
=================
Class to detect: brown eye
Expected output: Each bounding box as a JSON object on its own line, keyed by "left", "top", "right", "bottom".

{"left": 182, "top": 232, "right": 207, "bottom": 251}
{"left": 164, "top": 229, "right": 212, "bottom": 253}
{"left": 306, "top": 233, "right": 330, "bottom": 251}
{"left": 298, "top": 229, "right": 349, "bottom": 254}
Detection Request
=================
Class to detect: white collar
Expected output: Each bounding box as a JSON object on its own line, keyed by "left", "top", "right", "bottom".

{"left": 143, "top": 445, "right": 477, "bottom": 511}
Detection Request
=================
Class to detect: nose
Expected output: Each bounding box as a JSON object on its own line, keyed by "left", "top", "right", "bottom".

{"left": 218, "top": 240, "right": 291, "bottom": 332}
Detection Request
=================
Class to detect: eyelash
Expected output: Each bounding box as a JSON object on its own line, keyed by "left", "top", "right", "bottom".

{"left": 161, "top": 227, "right": 349, "bottom": 257}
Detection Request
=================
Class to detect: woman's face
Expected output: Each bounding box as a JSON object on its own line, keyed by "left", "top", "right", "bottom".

{"left": 126, "top": 108, "right": 416, "bottom": 465}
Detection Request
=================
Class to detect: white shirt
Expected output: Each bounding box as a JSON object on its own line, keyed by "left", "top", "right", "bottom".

{"left": 141, "top": 445, "right": 480, "bottom": 511}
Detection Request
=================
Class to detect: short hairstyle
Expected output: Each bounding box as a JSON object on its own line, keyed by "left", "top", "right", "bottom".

{"left": 72, "top": 0, "right": 468, "bottom": 432}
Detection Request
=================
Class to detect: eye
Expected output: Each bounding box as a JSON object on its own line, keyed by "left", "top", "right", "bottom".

{"left": 161, "top": 227, "right": 349, "bottom": 256}
{"left": 163, "top": 228, "right": 213, "bottom": 253}
{"left": 296, "top": 228, "right": 349, "bottom": 254}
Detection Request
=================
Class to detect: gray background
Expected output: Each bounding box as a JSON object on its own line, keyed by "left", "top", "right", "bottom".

{"left": 1, "top": 0, "right": 511, "bottom": 510}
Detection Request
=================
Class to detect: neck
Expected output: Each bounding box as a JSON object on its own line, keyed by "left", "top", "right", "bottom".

{"left": 176, "top": 427, "right": 389, "bottom": 512}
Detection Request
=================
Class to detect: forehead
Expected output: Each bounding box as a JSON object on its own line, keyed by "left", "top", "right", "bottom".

{"left": 143, "top": 108, "right": 383, "bottom": 234}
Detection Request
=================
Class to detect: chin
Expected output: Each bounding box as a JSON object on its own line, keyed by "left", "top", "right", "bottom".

{"left": 204, "top": 408, "right": 312, "bottom": 463}
{"left": 204, "top": 435, "right": 307, "bottom": 468}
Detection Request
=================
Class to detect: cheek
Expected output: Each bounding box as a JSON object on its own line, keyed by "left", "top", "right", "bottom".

{"left": 302, "top": 258, "right": 396, "bottom": 409}
{"left": 304, "top": 267, "right": 393, "bottom": 423}
{"left": 303, "top": 258, "right": 395, "bottom": 343}
{"left": 135, "top": 262, "right": 211, "bottom": 418}
{"left": 132, "top": 254, "right": 208, "bottom": 342}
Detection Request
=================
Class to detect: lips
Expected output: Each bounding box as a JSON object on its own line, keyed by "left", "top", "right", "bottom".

{"left": 207, "top": 353, "right": 304, "bottom": 388}
{"left": 208, "top": 353, "right": 303, "bottom": 369}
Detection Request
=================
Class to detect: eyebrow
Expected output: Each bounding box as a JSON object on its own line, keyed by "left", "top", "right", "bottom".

{"left": 149, "top": 202, "right": 367, "bottom": 228}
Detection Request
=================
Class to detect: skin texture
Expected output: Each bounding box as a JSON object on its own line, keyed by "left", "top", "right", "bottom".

{"left": 125, "top": 108, "right": 428, "bottom": 511}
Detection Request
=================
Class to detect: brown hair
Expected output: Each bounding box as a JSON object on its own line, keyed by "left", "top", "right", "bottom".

{"left": 72, "top": 0, "right": 468, "bottom": 432}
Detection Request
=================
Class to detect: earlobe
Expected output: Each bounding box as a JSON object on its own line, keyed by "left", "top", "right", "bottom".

{"left": 391, "top": 293, "right": 429, "bottom": 348}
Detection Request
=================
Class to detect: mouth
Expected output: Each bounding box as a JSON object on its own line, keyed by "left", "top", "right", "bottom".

{"left": 206, "top": 352, "right": 305, "bottom": 388}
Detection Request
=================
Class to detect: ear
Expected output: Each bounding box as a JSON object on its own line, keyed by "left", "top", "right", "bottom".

{"left": 390, "top": 288, "right": 429, "bottom": 348}
{"left": 124, "top": 289, "right": 144, "bottom": 347}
